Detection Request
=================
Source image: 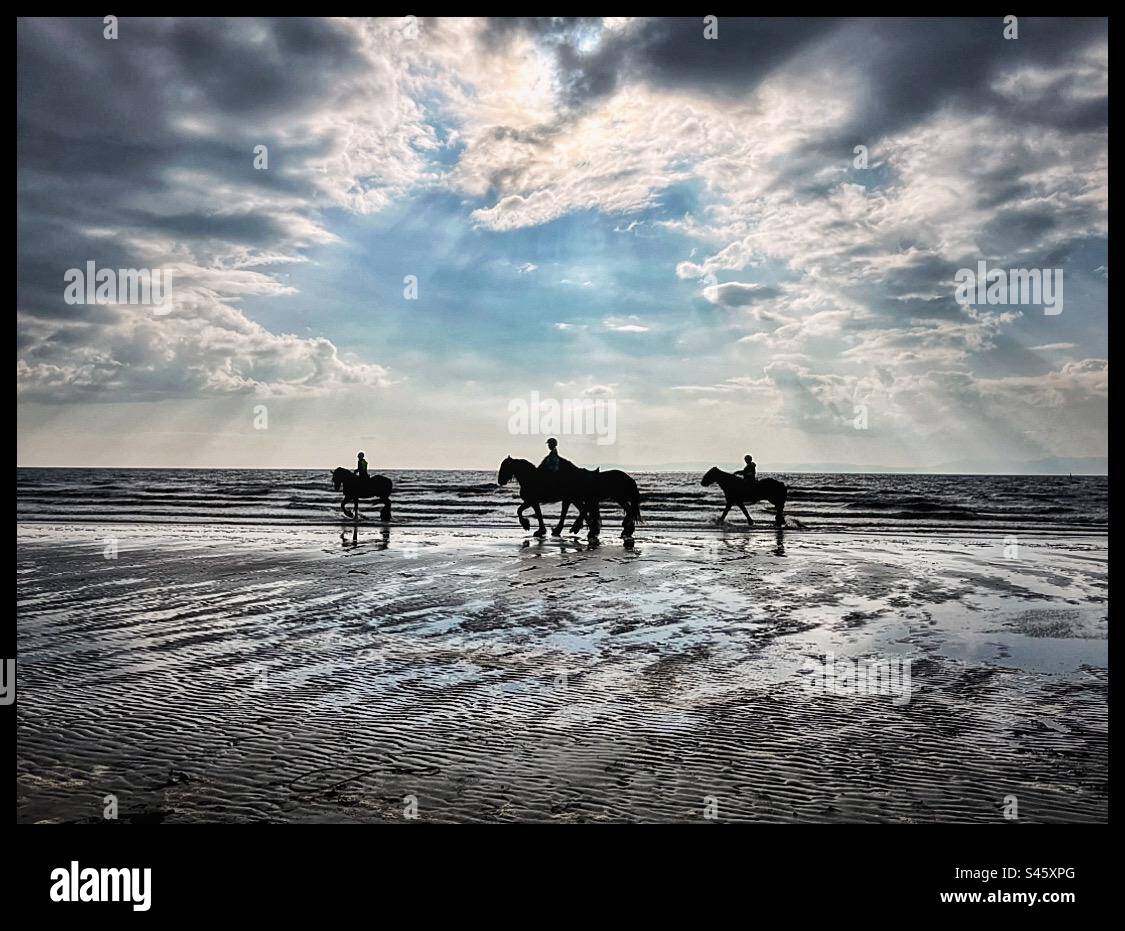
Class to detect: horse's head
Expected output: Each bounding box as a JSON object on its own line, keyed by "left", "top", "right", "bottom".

{"left": 497, "top": 456, "right": 514, "bottom": 486}
{"left": 701, "top": 467, "right": 720, "bottom": 487}
{"left": 331, "top": 467, "right": 346, "bottom": 491}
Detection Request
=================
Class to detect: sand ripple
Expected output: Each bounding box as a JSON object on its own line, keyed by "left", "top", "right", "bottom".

{"left": 16, "top": 524, "right": 1107, "bottom": 823}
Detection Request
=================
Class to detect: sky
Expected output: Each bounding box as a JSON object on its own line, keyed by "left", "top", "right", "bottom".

{"left": 16, "top": 17, "right": 1108, "bottom": 471}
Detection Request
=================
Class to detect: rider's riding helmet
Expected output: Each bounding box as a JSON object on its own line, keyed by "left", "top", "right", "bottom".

{"left": 358, "top": 452, "right": 365, "bottom": 457}
{"left": 745, "top": 454, "right": 753, "bottom": 462}
{"left": 546, "top": 438, "right": 558, "bottom": 448}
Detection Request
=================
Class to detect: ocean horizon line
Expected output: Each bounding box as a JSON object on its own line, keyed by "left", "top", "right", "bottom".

{"left": 16, "top": 464, "right": 1109, "bottom": 477}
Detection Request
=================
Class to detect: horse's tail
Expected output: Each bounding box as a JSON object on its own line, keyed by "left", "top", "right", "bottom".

{"left": 775, "top": 482, "right": 788, "bottom": 521}
{"left": 629, "top": 479, "right": 643, "bottom": 523}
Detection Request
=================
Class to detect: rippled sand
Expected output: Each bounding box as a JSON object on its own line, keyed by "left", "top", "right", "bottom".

{"left": 16, "top": 523, "right": 1107, "bottom": 823}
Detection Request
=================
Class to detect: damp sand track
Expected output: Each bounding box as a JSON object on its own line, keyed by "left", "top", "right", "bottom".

{"left": 16, "top": 523, "right": 1107, "bottom": 823}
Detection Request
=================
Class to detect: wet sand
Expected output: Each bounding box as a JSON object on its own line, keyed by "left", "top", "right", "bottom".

{"left": 16, "top": 523, "right": 1107, "bottom": 823}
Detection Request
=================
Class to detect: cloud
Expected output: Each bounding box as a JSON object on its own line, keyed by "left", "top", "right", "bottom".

{"left": 672, "top": 357, "right": 1107, "bottom": 460}
{"left": 17, "top": 17, "right": 436, "bottom": 402}
{"left": 552, "top": 378, "right": 618, "bottom": 398}
{"left": 702, "top": 282, "right": 781, "bottom": 307}
{"left": 16, "top": 17, "right": 1108, "bottom": 468}
{"left": 603, "top": 316, "right": 650, "bottom": 333}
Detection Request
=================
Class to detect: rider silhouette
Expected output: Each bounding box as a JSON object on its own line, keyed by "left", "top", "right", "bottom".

{"left": 540, "top": 438, "right": 561, "bottom": 472}
{"left": 733, "top": 454, "right": 756, "bottom": 485}
{"left": 538, "top": 438, "right": 568, "bottom": 496}
{"left": 355, "top": 451, "right": 370, "bottom": 480}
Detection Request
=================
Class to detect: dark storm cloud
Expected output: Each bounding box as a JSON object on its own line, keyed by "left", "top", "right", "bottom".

{"left": 704, "top": 282, "right": 781, "bottom": 308}
{"left": 17, "top": 17, "right": 367, "bottom": 320}
{"left": 614, "top": 17, "right": 842, "bottom": 95}
{"left": 17, "top": 17, "right": 397, "bottom": 402}
{"left": 488, "top": 16, "right": 1107, "bottom": 137}
{"left": 481, "top": 17, "right": 840, "bottom": 108}
{"left": 163, "top": 16, "right": 364, "bottom": 113}
{"left": 18, "top": 17, "right": 365, "bottom": 127}
{"left": 17, "top": 16, "right": 363, "bottom": 193}
{"left": 809, "top": 17, "right": 1107, "bottom": 146}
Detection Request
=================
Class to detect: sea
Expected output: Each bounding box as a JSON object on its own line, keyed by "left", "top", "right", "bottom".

{"left": 15, "top": 468, "right": 1108, "bottom": 534}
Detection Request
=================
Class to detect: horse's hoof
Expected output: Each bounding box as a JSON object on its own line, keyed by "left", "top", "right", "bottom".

{"left": 533, "top": 529, "right": 547, "bottom": 538}
{"left": 519, "top": 519, "right": 531, "bottom": 531}
{"left": 551, "top": 528, "right": 562, "bottom": 537}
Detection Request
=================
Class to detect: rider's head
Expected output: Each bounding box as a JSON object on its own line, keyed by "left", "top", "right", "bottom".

{"left": 745, "top": 454, "right": 753, "bottom": 463}
{"left": 358, "top": 451, "right": 365, "bottom": 458}
{"left": 546, "top": 438, "right": 558, "bottom": 449}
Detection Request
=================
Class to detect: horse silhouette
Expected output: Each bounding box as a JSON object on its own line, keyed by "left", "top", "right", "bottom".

{"left": 562, "top": 468, "right": 642, "bottom": 538}
{"left": 497, "top": 456, "right": 602, "bottom": 539}
{"left": 701, "top": 467, "right": 787, "bottom": 526}
{"left": 498, "top": 456, "right": 642, "bottom": 539}
{"left": 331, "top": 467, "right": 393, "bottom": 522}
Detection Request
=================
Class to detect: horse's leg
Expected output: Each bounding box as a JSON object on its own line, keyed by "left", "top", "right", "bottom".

{"left": 553, "top": 500, "right": 570, "bottom": 536}
{"left": 380, "top": 497, "right": 391, "bottom": 522}
{"left": 586, "top": 502, "right": 601, "bottom": 542}
{"left": 570, "top": 505, "right": 585, "bottom": 534}
{"left": 716, "top": 502, "right": 732, "bottom": 525}
{"left": 620, "top": 499, "right": 635, "bottom": 538}
{"left": 517, "top": 502, "right": 531, "bottom": 531}
{"left": 355, "top": 498, "right": 365, "bottom": 521}
{"left": 738, "top": 502, "right": 753, "bottom": 526}
{"left": 532, "top": 503, "right": 547, "bottom": 537}
{"left": 341, "top": 498, "right": 356, "bottom": 521}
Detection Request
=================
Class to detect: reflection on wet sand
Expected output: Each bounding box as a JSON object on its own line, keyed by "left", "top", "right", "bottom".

{"left": 340, "top": 523, "right": 393, "bottom": 551}
{"left": 521, "top": 535, "right": 595, "bottom": 555}
{"left": 16, "top": 523, "right": 1107, "bottom": 824}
